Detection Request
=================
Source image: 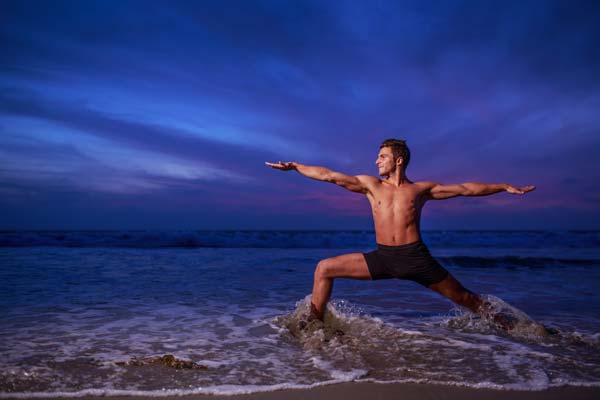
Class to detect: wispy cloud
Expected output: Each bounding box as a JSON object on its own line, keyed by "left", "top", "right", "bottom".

{"left": 1, "top": 0, "right": 599, "bottom": 229}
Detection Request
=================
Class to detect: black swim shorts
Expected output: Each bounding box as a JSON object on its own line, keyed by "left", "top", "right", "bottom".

{"left": 363, "top": 240, "right": 449, "bottom": 287}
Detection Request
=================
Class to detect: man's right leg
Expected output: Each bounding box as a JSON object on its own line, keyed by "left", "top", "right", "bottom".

{"left": 310, "top": 253, "right": 372, "bottom": 320}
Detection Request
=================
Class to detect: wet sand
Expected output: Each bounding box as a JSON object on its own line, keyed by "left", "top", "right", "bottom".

{"left": 4, "top": 382, "right": 600, "bottom": 400}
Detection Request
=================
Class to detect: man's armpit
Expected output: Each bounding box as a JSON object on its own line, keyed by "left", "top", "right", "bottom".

{"left": 355, "top": 175, "right": 378, "bottom": 193}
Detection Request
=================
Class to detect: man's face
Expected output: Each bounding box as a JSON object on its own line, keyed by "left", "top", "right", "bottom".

{"left": 375, "top": 147, "right": 396, "bottom": 176}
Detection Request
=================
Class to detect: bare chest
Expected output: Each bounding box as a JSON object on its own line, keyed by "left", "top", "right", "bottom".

{"left": 370, "top": 186, "right": 419, "bottom": 215}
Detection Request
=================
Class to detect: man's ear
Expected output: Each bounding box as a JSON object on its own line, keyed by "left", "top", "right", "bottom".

{"left": 396, "top": 157, "right": 403, "bottom": 167}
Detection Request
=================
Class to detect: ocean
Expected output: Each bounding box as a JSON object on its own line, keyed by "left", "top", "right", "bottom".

{"left": 1, "top": 230, "right": 599, "bottom": 397}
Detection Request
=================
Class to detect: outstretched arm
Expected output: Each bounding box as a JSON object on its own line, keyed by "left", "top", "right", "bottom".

{"left": 265, "top": 161, "right": 370, "bottom": 194}
{"left": 428, "top": 182, "right": 536, "bottom": 200}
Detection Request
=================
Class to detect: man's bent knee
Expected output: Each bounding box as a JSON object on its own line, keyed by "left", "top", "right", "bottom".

{"left": 315, "top": 259, "right": 334, "bottom": 280}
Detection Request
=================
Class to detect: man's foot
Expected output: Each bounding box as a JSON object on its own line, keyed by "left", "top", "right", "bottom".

{"left": 478, "top": 300, "right": 557, "bottom": 337}
{"left": 294, "top": 316, "right": 324, "bottom": 336}
{"left": 544, "top": 326, "right": 559, "bottom": 336}
{"left": 478, "top": 301, "right": 516, "bottom": 331}
{"left": 491, "top": 312, "right": 517, "bottom": 331}
{"left": 298, "top": 319, "right": 308, "bottom": 330}
{"left": 293, "top": 303, "right": 322, "bottom": 329}
{"left": 310, "top": 302, "right": 324, "bottom": 321}
{"left": 289, "top": 305, "right": 324, "bottom": 337}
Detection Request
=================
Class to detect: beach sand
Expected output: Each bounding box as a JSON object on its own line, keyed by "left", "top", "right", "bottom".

{"left": 5, "top": 382, "right": 599, "bottom": 400}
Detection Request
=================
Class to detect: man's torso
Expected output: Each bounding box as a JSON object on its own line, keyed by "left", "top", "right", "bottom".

{"left": 362, "top": 178, "right": 435, "bottom": 246}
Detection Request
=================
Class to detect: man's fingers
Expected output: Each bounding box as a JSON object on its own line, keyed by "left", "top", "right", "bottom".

{"left": 265, "top": 162, "right": 281, "bottom": 169}
{"left": 512, "top": 185, "right": 536, "bottom": 195}
{"left": 265, "top": 161, "right": 291, "bottom": 170}
{"left": 518, "top": 185, "right": 536, "bottom": 194}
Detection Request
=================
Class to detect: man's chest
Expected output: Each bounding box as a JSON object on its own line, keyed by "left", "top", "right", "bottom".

{"left": 369, "top": 187, "right": 420, "bottom": 212}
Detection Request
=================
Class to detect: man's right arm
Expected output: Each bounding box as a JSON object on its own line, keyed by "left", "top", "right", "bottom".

{"left": 265, "top": 161, "right": 371, "bottom": 194}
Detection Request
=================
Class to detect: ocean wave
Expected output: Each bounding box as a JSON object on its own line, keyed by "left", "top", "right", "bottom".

{"left": 1, "top": 230, "right": 599, "bottom": 251}
{"left": 439, "top": 256, "right": 600, "bottom": 268}
{"left": 0, "top": 230, "right": 374, "bottom": 249}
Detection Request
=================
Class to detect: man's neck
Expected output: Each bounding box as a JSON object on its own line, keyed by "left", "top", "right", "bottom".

{"left": 385, "top": 170, "right": 410, "bottom": 187}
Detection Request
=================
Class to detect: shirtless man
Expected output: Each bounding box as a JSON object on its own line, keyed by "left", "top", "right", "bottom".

{"left": 266, "top": 139, "right": 535, "bottom": 325}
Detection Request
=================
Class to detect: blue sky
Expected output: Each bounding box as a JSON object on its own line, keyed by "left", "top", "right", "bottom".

{"left": 1, "top": 0, "right": 599, "bottom": 230}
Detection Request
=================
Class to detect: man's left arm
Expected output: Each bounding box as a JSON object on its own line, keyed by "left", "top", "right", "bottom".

{"left": 428, "top": 182, "right": 536, "bottom": 200}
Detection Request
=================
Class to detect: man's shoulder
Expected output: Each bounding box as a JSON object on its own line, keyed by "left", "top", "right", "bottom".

{"left": 355, "top": 174, "right": 380, "bottom": 182}
{"left": 412, "top": 180, "right": 438, "bottom": 190}
{"left": 354, "top": 175, "right": 381, "bottom": 185}
{"left": 354, "top": 174, "right": 382, "bottom": 190}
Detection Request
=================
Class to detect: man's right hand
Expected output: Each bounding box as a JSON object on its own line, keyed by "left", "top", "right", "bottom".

{"left": 265, "top": 161, "right": 296, "bottom": 171}
{"left": 265, "top": 161, "right": 371, "bottom": 194}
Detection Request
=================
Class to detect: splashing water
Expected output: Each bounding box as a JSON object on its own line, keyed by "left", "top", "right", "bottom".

{"left": 445, "top": 295, "right": 556, "bottom": 339}
{"left": 271, "top": 294, "right": 600, "bottom": 389}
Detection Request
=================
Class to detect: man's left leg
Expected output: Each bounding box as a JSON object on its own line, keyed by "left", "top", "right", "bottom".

{"left": 428, "top": 274, "right": 517, "bottom": 331}
{"left": 427, "top": 273, "right": 483, "bottom": 313}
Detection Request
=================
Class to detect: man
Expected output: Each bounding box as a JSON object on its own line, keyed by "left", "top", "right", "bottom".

{"left": 266, "top": 139, "right": 535, "bottom": 328}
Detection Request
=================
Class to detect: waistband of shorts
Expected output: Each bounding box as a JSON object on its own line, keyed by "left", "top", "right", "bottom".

{"left": 376, "top": 239, "right": 424, "bottom": 251}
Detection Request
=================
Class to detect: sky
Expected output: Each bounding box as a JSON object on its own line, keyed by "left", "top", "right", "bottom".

{"left": 1, "top": 0, "right": 599, "bottom": 230}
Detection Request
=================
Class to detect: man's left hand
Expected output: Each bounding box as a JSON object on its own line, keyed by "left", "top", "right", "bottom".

{"left": 506, "top": 185, "right": 536, "bottom": 195}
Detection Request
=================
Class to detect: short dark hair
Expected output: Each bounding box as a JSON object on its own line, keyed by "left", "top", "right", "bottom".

{"left": 380, "top": 138, "right": 410, "bottom": 169}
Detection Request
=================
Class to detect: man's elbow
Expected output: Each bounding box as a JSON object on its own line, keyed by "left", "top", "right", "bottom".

{"left": 322, "top": 172, "right": 336, "bottom": 183}
{"left": 460, "top": 184, "right": 475, "bottom": 196}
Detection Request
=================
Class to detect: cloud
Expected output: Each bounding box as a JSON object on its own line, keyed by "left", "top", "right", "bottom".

{"left": 0, "top": 88, "right": 290, "bottom": 171}
{"left": 0, "top": 132, "right": 239, "bottom": 196}
{"left": 1, "top": 0, "right": 599, "bottom": 229}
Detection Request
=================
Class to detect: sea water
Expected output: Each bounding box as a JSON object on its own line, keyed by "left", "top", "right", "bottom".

{"left": 1, "top": 230, "right": 599, "bottom": 396}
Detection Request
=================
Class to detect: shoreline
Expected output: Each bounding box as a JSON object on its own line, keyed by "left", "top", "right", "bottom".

{"left": 2, "top": 382, "right": 600, "bottom": 400}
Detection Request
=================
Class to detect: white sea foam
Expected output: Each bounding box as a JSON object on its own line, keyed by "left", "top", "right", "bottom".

{"left": 310, "top": 357, "right": 368, "bottom": 381}
{"left": 5, "top": 378, "right": 600, "bottom": 399}
{"left": 2, "top": 289, "right": 600, "bottom": 396}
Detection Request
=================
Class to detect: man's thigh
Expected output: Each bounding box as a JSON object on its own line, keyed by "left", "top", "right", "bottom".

{"left": 320, "top": 253, "right": 372, "bottom": 280}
